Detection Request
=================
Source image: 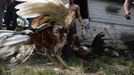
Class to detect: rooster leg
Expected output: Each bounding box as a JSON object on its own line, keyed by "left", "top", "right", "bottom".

{"left": 46, "top": 50, "right": 53, "bottom": 62}
{"left": 55, "top": 55, "right": 71, "bottom": 69}
{"left": 53, "top": 47, "right": 69, "bottom": 69}
{"left": 45, "top": 49, "right": 57, "bottom": 64}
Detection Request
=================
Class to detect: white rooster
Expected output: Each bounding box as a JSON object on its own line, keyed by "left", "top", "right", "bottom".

{"left": 0, "top": 0, "right": 75, "bottom": 69}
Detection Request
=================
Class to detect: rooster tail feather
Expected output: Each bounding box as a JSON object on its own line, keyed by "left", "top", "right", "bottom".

{"left": 10, "top": 45, "right": 35, "bottom": 64}
{"left": 0, "top": 30, "right": 35, "bottom": 64}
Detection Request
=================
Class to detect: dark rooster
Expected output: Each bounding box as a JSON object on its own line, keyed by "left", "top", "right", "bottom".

{"left": 91, "top": 32, "right": 105, "bottom": 56}
{"left": 72, "top": 32, "right": 105, "bottom": 61}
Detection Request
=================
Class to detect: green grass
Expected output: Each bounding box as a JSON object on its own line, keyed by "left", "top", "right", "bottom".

{"left": 1, "top": 55, "right": 134, "bottom": 75}
{"left": 84, "top": 56, "right": 134, "bottom": 75}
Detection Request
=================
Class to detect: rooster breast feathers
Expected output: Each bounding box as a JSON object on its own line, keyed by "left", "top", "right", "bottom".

{"left": 15, "top": 0, "right": 69, "bottom": 24}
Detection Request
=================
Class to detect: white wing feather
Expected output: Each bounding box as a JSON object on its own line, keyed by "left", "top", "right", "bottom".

{"left": 15, "top": 0, "right": 68, "bottom": 21}
{"left": 16, "top": 0, "right": 64, "bottom": 4}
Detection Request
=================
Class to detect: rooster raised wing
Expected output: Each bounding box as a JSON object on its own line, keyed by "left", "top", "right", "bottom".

{"left": 0, "top": 0, "right": 75, "bottom": 69}
{"left": 15, "top": 0, "right": 69, "bottom": 28}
